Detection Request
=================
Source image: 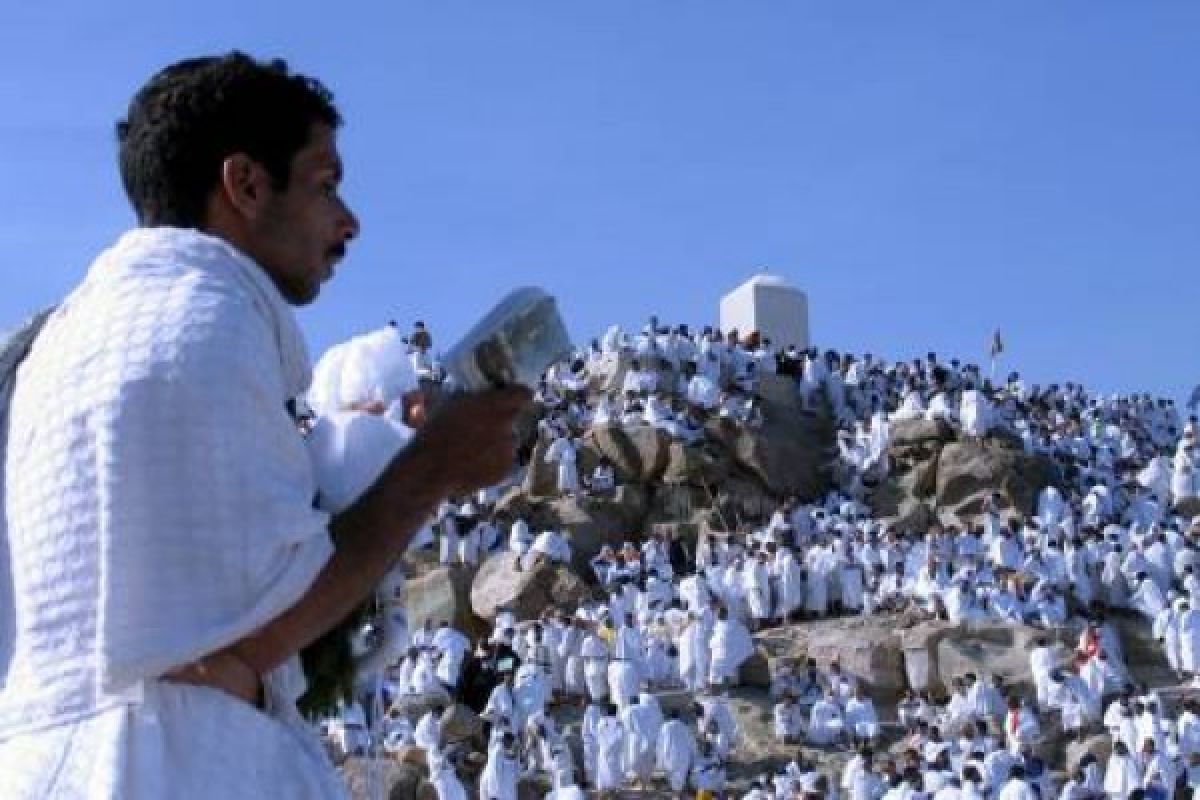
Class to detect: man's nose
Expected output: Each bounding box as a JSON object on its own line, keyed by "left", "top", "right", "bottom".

{"left": 340, "top": 200, "right": 361, "bottom": 241}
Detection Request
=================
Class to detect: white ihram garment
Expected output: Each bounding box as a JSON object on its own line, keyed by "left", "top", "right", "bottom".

{"left": 0, "top": 229, "right": 342, "bottom": 798}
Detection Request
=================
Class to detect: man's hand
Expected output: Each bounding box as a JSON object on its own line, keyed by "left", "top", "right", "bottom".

{"left": 409, "top": 386, "right": 532, "bottom": 495}
{"left": 165, "top": 646, "right": 261, "bottom": 706}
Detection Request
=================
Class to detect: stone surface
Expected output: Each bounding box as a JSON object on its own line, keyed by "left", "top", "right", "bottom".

{"left": 1176, "top": 496, "right": 1200, "bottom": 519}
{"left": 342, "top": 758, "right": 424, "bottom": 800}
{"left": 470, "top": 551, "right": 596, "bottom": 622}
{"left": 662, "top": 440, "right": 732, "bottom": 487}
{"left": 706, "top": 411, "right": 830, "bottom": 501}
{"left": 889, "top": 417, "right": 956, "bottom": 449}
{"left": 1065, "top": 734, "right": 1113, "bottom": 773}
{"left": 935, "top": 439, "right": 1061, "bottom": 518}
{"left": 581, "top": 424, "right": 673, "bottom": 484}
{"left": 441, "top": 703, "right": 485, "bottom": 747}
{"left": 744, "top": 613, "right": 914, "bottom": 694}
{"left": 405, "top": 566, "right": 485, "bottom": 641}
{"left": 529, "top": 485, "right": 649, "bottom": 571}
{"left": 389, "top": 686, "right": 455, "bottom": 721}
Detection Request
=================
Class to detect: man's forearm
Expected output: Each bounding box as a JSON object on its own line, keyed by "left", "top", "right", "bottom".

{"left": 233, "top": 439, "right": 449, "bottom": 675}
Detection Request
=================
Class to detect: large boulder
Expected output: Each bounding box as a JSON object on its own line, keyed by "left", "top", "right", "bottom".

{"left": 935, "top": 439, "right": 1060, "bottom": 518}
{"left": 1175, "top": 496, "right": 1200, "bottom": 520}
{"left": 662, "top": 441, "right": 732, "bottom": 487}
{"left": 871, "top": 454, "right": 940, "bottom": 533}
{"left": 644, "top": 483, "right": 711, "bottom": 530}
{"left": 388, "top": 686, "right": 455, "bottom": 721}
{"left": 405, "top": 566, "right": 485, "bottom": 641}
{"left": 744, "top": 614, "right": 913, "bottom": 694}
{"left": 1066, "top": 734, "right": 1113, "bottom": 772}
{"left": 521, "top": 439, "right": 560, "bottom": 498}
{"left": 341, "top": 758, "right": 424, "bottom": 800}
{"left": 901, "top": 620, "right": 1048, "bottom": 695}
{"left": 580, "top": 424, "right": 672, "bottom": 484}
{"left": 440, "top": 703, "right": 485, "bottom": 747}
{"left": 890, "top": 417, "right": 956, "bottom": 449}
{"left": 529, "top": 485, "right": 648, "bottom": 569}
{"left": 705, "top": 411, "right": 830, "bottom": 501}
{"left": 470, "top": 551, "right": 596, "bottom": 622}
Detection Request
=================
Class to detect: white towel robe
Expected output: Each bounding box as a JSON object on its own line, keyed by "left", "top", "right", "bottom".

{"left": 0, "top": 229, "right": 343, "bottom": 799}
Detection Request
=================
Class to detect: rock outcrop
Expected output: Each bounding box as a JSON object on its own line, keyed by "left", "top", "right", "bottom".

{"left": 469, "top": 551, "right": 597, "bottom": 622}
{"left": 742, "top": 612, "right": 1050, "bottom": 699}
{"left": 873, "top": 420, "right": 1061, "bottom": 528}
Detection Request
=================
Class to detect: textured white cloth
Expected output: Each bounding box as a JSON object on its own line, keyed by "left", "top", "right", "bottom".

{"left": 0, "top": 228, "right": 343, "bottom": 798}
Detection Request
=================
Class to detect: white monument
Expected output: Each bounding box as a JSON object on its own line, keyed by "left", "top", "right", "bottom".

{"left": 720, "top": 273, "right": 809, "bottom": 350}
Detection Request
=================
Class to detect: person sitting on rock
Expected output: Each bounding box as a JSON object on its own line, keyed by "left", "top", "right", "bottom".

{"left": 774, "top": 692, "right": 805, "bottom": 745}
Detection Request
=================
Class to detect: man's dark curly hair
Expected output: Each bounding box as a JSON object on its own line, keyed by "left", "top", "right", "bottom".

{"left": 116, "top": 52, "right": 341, "bottom": 227}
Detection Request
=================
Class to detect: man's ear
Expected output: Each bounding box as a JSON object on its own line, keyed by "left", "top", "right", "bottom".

{"left": 219, "top": 153, "right": 271, "bottom": 221}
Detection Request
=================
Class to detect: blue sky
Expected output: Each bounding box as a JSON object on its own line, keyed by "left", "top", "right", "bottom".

{"left": 1, "top": 2, "right": 1197, "bottom": 403}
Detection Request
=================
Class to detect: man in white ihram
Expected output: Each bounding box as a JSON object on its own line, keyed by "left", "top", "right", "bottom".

{"left": 0, "top": 54, "right": 530, "bottom": 798}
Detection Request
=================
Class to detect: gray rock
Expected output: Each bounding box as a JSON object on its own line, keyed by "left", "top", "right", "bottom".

{"left": 470, "top": 551, "right": 596, "bottom": 622}
{"left": 405, "top": 566, "right": 486, "bottom": 641}
{"left": 581, "top": 424, "right": 673, "bottom": 484}
{"left": 341, "top": 758, "right": 424, "bottom": 800}
{"left": 935, "top": 440, "right": 1060, "bottom": 518}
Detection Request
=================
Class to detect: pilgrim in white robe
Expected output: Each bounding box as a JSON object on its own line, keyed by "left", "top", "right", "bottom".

{"left": 773, "top": 549, "right": 806, "bottom": 620}
{"left": 621, "top": 695, "right": 663, "bottom": 782}
{"left": 1102, "top": 748, "right": 1142, "bottom": 800}
{"left": 479, "top": 744, "right": 520, "bottom": 800}
{"left": 845, "top": 695, "right": 881, "bottom": 742}
{"left": 429, "top": 750, "right": 469, "bottom": 800}
{"left": 774, "top": 699, "right": 805, "bottom": 742}
{"left": 656, "top": 716, "right": 696, "bottom": 792}
{"left": 807, "top": 696, "right": 846, "bottom": 745}
{"left": 608, "top": 624, "right": 643, "bottom": 710}
{"left": 743, "top": 558, "right": 773, "bottom": 623}
{"left": 708, "top": 615, "right": 754, "bottom": 686}
{"left": 680, "top": 615, "right": 713, "bottom": 691}
{"left": 960, "top": 389, "right": 992, "bottom": 438}
{"left": 544, "top": 437, "right": 580, "bottom": 494}
{"left": 580, "top": 634, "right": 610, "bottom": 701}
{"left": 531, "top": 530, "right": 571, "bottom": 565}
{"left": 594, "top": 714, "right": 625, "bottom": 792}
{"left": 580, "top": 705, "right": 601, "bottom": 785}
{"left": 1183, "top": 608, "right": 1200, "bottom": 677}
{"left": 0, "top": 229, "right": 365, "bottom": 799}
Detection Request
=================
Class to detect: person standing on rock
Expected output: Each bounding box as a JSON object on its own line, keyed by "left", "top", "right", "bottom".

{"left": 0, "top": 53, "right": 531, "bottom": 800}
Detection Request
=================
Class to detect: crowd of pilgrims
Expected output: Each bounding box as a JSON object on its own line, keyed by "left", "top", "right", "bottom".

{"left": 329, "top": 319, "right": 1200, "bottom": 800}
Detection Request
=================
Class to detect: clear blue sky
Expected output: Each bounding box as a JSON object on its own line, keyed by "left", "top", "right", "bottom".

{"left": 2, "top": 2, "right": 1197, "bottom": 403}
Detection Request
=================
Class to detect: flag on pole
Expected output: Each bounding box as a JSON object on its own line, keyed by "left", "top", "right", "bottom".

{"left": 989, "top": 329, "right": 1004, "bottom": 359}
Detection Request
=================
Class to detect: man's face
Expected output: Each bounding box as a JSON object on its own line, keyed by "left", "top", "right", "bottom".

{"left": 251, "top": 123, "right": 359, "bottom": 305}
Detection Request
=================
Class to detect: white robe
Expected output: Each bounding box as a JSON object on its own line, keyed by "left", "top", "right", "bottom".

{"left": 479, "top": 751, "right": 519, "bottom": 800}
{"left": 1184, "top": 608, "right": 1200, "bottom": 673}
{"left": 807, "top": 699, "right": 845, "bottom": 745}
{"left": 0, "top": 228, "right": 343, "bottom": 799}
{"left": 544, "top": 437, "right": 580, "bottom": 494}
{"left": 621, "top": 700, "right": 663, "bottom": 781}
{"left": 656, "top": 719, "right": 696, "bottom": 792}
{"left": 709, "top": 619, "right": 754, "bottom": 684}
{"left": 579, "top": 635, "right": 609, "bottom": 701}
{"left": 1103, "top": 753, "right": 1142, "bottom": 800}
{"left": 594, "top": 717, "right": 625, "bottom": 791}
